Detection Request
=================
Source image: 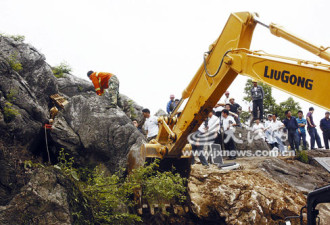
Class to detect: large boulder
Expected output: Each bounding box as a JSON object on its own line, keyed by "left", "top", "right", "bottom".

{"left": 53, "top": 73, "right": 146, "bottom": 172}
{"left": 51, "top": 91, "right": 145, "bottom": 172}
{"left": 234, "top": 126, "right": 270, "bottom": 151}
{"left": 188, "top": 154, "right": 330, "bottom": 224}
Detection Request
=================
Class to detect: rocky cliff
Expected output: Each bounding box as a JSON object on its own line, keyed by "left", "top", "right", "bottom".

{"left": 0, "top": 35, "right": 145, "bottom": 224}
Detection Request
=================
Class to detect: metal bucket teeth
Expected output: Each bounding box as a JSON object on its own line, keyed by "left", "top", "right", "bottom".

{"left": 137, "top": 203, "right": 189, "bottom": 215}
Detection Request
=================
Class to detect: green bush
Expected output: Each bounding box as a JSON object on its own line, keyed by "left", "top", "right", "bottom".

{"left": 0, "top": 33, "right": 25, "bottom": 42}
{"left": 8, "top": 53, "right": 23, "bottom": 72}
{"left": 297, "top": 150, "right": 309, "bottom": 164}
{"left": 56, "top": 150, "right": 187, "bottom": 224}
{"left": 128, "top": 159, "right": 187, "bottom": 205}
{"left": 77, "top": 86, "right": 84, "bottom": 92}
{"left": 52, "top": 62, "right": 72, "bottom": 78}
{"left": 8, "top": 35, "right": 25, "bottom": 42}
{"left": 3, "top": 102, "right": 20, "bottom": 122}
{"left": 6, "top": 88, "right": 18, "bottom": 102}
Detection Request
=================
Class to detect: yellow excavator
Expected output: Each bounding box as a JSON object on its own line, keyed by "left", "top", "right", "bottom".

{"left": 133, "top": 12, "right": 330, "bottom": 224}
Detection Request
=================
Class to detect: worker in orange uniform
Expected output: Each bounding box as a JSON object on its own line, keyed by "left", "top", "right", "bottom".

{"left": 87, "top": 70, "right": 120, "bottom": 108}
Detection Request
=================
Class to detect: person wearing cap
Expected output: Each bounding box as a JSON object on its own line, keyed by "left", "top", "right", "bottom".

{"left": 87, "top": 70, "right": 120, "bottom": 108}
{"left": 229, "top": 97, "right": 242, "bottom": 127}
{"left": 320, "top": 111, "right": 330, "bottom": 149}
{"left": 250, "top": 80, "right": 264, "bottom": 122}
{"left": 306, "top": 107, "right": 323, "bottom": 150}
{"left": 166, "top": 94, "right": 175, "bottom": 114}
{"left": 214, "top": 91, "right": 230, "bottom": 117}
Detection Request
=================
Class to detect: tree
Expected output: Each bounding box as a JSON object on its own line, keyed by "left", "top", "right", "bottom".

{"left": 274, "top": 97, "right": 302, "bottom": 121}
{"left": 243, "top": 79, "right": 301, "bottom": 122}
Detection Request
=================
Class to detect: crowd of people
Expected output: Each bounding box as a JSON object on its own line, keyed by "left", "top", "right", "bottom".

{"left": 85, "top": 70, "right": 329, "bottom": 167}
{"left": 134, "top": 86, "right": 329, "bottom": 167}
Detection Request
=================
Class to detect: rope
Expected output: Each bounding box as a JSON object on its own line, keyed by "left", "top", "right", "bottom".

{"left": 44, "top": 126, "right": 51, "bottom": 164}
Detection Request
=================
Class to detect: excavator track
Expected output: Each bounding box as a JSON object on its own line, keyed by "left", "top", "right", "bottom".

{"left": 136, "top": 157, "right": 191, "bottom": 216}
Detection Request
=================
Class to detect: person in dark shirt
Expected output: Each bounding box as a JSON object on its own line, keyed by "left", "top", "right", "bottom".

{"left": 250, "top": 80, "right": 264, "bottom": 121}
{"left": 283, "top": 110, "right": 299, "bottom": 151}
{"left": 132, "top": 119, "right": 144, "bottom": 134}
{"left": 229, "top": 98, "right": 242, "bottom": 127}
{"left": 320, "top": 111, "right": 330, "bottom": 149}
{"left": 306, "top": 107, "right": 323, "bottom": 150}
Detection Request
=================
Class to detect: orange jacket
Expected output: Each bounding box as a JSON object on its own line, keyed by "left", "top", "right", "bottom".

{"left": 90, "top": 72, "right": 113, "bottom": 96}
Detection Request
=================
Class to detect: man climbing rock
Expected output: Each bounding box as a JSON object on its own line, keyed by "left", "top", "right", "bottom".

{"left": 87, "top": 70, "right": 120, "bottom": 108}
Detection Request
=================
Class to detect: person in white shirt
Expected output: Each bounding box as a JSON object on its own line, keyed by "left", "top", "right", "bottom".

{"left": 264, "top": 115, "right": 274, "bottom": 147}
{"left": 270, "top": 113, "right": 285, "bottom": 153}
{"left": 199, "top": 111, "right": 220, "bottom": 134}
{"left": 252, "top": 119, "right": 265, "bottom": 140}
{"left": 221, "top": 109, "right": 237, "bottom": 159}
{"left": 214, "top": 91, "right": 230, "bottom": 117}
{"left": 142, "top": 108, "right": 159, "bottom": 141}
{"left": 191, "top": 111, "right": 219, "bottom": 166}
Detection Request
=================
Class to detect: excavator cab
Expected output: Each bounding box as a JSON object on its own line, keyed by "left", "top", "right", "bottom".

{"left": 285, "top": 184, "right": 330, "bottom": 225}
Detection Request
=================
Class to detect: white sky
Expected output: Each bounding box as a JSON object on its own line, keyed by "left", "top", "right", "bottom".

{"left": 1, "top": 0, "right": 329, "bottom": 146}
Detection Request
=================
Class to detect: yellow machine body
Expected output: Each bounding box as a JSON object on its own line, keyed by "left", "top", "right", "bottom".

{"left": 141, "top": 12, "right": 330, "bottom": 161}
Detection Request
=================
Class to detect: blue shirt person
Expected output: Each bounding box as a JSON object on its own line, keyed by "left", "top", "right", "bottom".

{"left": 166, "top": 94, "right": 175, "bottom": 114}
{"left": 296, "top": 110, "right": 307, "bottom": 150}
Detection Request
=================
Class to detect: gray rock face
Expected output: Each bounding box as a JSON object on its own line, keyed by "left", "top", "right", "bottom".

{"left": 0, "top": 36, "right": 57, "bottom": 148}
{"left": 53, "top": 91, "right": 145, "bottom": 172}
{"left": 0, "top": 35, "right": 146, "bottom": 223}
{"left": 0, "top": 167, "right": 87, "bottom": 225}
{"left": 0, "top": 34, "right": 146, "bottom": 172}
{"left": 235, "top": 126, "right": 270, "bottom": 151}
{"left": 154, "top": 109, "right": 167, "bottom": 117}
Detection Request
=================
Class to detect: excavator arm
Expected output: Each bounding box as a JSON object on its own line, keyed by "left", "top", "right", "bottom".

{"left": 141, "top": 11, "right": 330, "bottom": 160}
{"left": 225, "top": 48, "right": 330, "bottom": 108}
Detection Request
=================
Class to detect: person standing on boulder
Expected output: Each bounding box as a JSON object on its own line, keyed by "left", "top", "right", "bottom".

{"left": 87, "top": 70, "right": 120, "bottom": 108}
{"left": 250, "top": 80, "right": 264, "bottom": 122}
